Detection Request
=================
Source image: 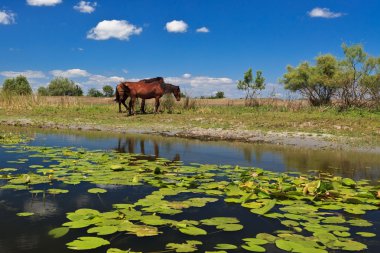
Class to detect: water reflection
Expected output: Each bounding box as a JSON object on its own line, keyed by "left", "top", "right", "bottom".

{"left": 112, "top": 135, "right": 380, "bottom": 181}
{"left": 5, "top": 127, "right": 380, "bottom": 181}
{"left": 115, "top": 137, "right": 181, "bottom": 162}
{"left": 23, "top": 198, "right": 59, "bottom": 218}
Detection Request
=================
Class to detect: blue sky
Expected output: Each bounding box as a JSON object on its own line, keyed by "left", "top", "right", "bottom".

{"left": 0, "top": 0, "right": 379, "bottom": 97}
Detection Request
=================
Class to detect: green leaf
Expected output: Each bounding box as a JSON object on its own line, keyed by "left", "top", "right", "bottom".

{"left": 250, "top": 200, "right": 276, "bottom": 215}
{"left": 214, "top": 244, "right": 237, "bottom": 250}
{"left": 356, "top": 232, "right": 376, "bottom": 237}
{"left": 16, "top": 212, "right": 34, "bottom": 217}
{"left": 87, "top": 225, "right": 118, "bottom": 235}
{"left": 242, "top": 244, "right": 266, "bottom": 252}
{"left": 48, "top": 227, "right": 69, "bottom": 238}
{"left": 88, "top": 188, "right": 107, "bottom": 194}
{"left": 178, "top": 226, "right": 207, "bottom": 236}
{"left": 66, "top": 236, "right": 110, "bottom": 250}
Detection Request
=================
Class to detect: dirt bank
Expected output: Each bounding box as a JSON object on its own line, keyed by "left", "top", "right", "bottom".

{"left": 1, "top": 118, "right": 379, "bottom": 153}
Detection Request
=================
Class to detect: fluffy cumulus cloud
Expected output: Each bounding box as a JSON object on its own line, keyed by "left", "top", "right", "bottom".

{"left": 165, "top": 20, "right": 188, "bottom": 33}
{"left": 50, "top": 68, "right": 90, "bottom": 78}
{"left": 308, "top": 7, "right": 344, "bottom": 18}
{"left": 196, "top": 27, "right": 209, "bottom": 33}
{"left": 74, "top": 1, "right": 97, "bottom": 14}
{"left": 26, "top": 0, "right": 62, "bottom": 6}
{"left": 0, "top": 70, "right": 46, "bottom": 79}
{"left": 87, "top": 20, "right": 142, "bottom": 40}
{"left": 0, "top": 10, "right": 16, "bottom": 25}
{"left": 164, "top": 74, "right": 236, "bottom": 97}
{"left": 85, "top": 75, "right": 125, "bottom": 87}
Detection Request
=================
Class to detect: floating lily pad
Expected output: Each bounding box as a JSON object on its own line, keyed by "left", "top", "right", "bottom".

{"left": 88, "top": 188, "right": 107, "bottom": 194}
{"left": 66, "top": 236, "right": 110, "bottom": 250}
{"left": 16, "top": 212, "right": 34, "bottom": 217}
{"left": 48, "top": 227, "right": 70, "bottom": 238}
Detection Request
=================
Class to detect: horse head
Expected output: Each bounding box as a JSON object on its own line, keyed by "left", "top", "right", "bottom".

{"left": 170, "top": 84, "right": 181, "bottom": 101}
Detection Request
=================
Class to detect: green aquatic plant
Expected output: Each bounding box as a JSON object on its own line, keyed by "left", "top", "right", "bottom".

{"left": 0, "top": 143, "right": 379, "bottom": 252}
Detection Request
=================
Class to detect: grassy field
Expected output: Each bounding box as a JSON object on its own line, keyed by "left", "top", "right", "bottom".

{"left": 0, "top": 95, "right": 379, "bottom": 146}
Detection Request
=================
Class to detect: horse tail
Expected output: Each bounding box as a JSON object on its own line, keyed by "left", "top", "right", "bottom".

{"left": 114, "top": 84, "right": 120, "bottom": 102}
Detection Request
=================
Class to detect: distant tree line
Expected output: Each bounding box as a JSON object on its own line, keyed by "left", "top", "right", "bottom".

{"left": 0, "top": 76, "right": 116, "bottom": 97}
{"left": 199, "top": 91, "right": 225, "bottom": 99}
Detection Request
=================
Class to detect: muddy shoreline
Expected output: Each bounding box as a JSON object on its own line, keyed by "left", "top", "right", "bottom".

{"left": 1, "top": 118, "right": 379, "bottom": 153}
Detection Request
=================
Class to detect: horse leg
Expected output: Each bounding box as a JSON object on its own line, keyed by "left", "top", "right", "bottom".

{"left": 118, "top": 102, "right": 122, "bottom": 113}
{"left": 129, "top": 97, "right": 136, "bottom": 115}
{"left": 140, "top": 99, "right": 146, "bottom": 114}
{"left": 155, "top": 97, "right": 160, "bottom": 114}
{"left": 121, "top": 96, "right": 129, "bottom": 112}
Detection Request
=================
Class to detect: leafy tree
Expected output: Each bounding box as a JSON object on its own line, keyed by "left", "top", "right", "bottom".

{"left": 336, "top": 43, "right": 379, "bottom": 107}
{"left": 102, "top": 85, "right": 114, "bottom": 97}
{"left": 2, "top": 75, "right": 32, "bottom": 95}
{"left": 37, "top": 86, "right": 49, "bottom": 96}
{"left": 87, "top": 88, "right": 104, "bottom": 97}
{"left": 281, "top": 54, "right": 339, "bottom": 106}
{"left": 214, "top": 91, "right": 225, "bottom": 99}
{"left": 237, "top": 68, "right": 265, "bottom": 105}
{"left": 47, "top": 77, "right": 83, "bottom": 96}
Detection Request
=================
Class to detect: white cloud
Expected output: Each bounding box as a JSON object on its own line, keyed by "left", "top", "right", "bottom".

{"left": 0, "top": 70, "right": 46, "bottom": 79}
{"left": 26, "top": 0, "right": 62, "bottom": 6}
{"left": 196, "top": 27, "right": 209, "bottom": 33}
{"left": 165, "top": 20, "right": 188, "bottom": 33}
{"left": 85, "top": 75, "right": 125, "bottom": 86}
{"left": 165, "top": 75, "right": 236, "bottom": 97}
{"left": 87, "top": 20, "right": 142, "bottom": 40}
{"left": 74, "top": 1, "right": 97, "bottom": 14}
{"left": 308, "top": 7, "right": 344, "bottom": 18}
{"left": 50, "top": 69, "right": 90, "bottom": 78}
{"left": 0, "top": 10, "right": 16, "bottom": 25}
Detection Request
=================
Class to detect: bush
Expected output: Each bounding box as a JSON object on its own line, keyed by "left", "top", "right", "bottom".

{"left": 161, "top": 94, "right": 175, "bottom": 113}
{"left": 281, "top": 55, "right": 339, "bottom": 106}
{"left": 47, "top": 77, "right": 83, "bottom": 96}
{"left": 102, "top": 85, "right": 114, "bottom": 97}
{"left": 336, "top": 44, "right": 380, "bottom": 107}
{"left": 2, "top": 75, "right": 32, "bottom": 95}
{"left": 88, "top": 88, "right": 104, "bottom": 97}
{"left": 37, "top": 87, "right": 49, "bottom": 96}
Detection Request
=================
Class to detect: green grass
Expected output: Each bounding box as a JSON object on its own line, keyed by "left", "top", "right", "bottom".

{"left": 1, "top": 100, "right": 379, "bottom": 146}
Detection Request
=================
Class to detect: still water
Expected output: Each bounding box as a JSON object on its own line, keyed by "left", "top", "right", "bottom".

{"left": 0, "top": 128, "right": 379, "bottom": 252}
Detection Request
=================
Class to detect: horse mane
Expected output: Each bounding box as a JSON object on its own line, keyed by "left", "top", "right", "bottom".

{"left": 160, "top": 83, "right": 179, "bottom": 93}
{"left": 140, "top": 77, "right": 164, "bottom": 83}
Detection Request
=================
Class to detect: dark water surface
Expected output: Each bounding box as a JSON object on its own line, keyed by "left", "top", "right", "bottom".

{"left": 0, "top": 128, "right": 379, "bottom": 253}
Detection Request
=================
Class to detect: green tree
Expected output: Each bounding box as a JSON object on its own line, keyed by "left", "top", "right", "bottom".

{"left": 37, "top": 86, "right": 49, "bottom": 96}
{"left": 102, "top": 85, "right": 114, "bottom": 97}
{"left": 47, "top": 77, "right": 83, "bottom": 96}
{"left": 281, "top": 54, "right": 339, "bottom": 106}
{"left": 237, "top": 68, "right": 265, "bottom": 105}
{"left": 87, "top": 88, "right": 104, "bottom": 97}
{"left": 214, "top": 91, "right": 225, "bottom": 99}
{"left": 2, "top": 75, "right": 32, "bottom": 95}
{"left": 337, "top": 43, "right": 379, "bottom": 107}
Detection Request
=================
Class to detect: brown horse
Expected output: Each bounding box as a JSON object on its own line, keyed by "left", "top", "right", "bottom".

{"left": 115, "top": 77, "right": 181, "bottom": 115}
{"left": 115, "top": 77, "right": 164, "bottom": 113}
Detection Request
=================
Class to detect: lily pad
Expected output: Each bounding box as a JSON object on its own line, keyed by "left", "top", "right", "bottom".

{"left": 88, "top": 188, "right": 107, "bottom": 194}
{"left": 66, "top": 236, "right": 110, "bottom": 250}
{"left": 48, "top": 227, "right": 70, "bottom": 238}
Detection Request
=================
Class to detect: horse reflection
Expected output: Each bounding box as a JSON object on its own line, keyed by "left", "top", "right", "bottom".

{"left": 115, "top": 137, "right": 180, "bottom": 162}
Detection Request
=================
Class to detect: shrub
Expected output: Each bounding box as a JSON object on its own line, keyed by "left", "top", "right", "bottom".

{"left": 281, "top": 54, "right": 339, "bottom": 106}
{"left": 87, "top": 88, "right": 104, "bottom": 97}
{"left": 102, "top": 85, "right": 114, "bottom": 97}
{"left": 2, "top": 75, "right": 32, "bottom": 95}
{"left": 47, "top": 77, "right": 83, "bottom": 96}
